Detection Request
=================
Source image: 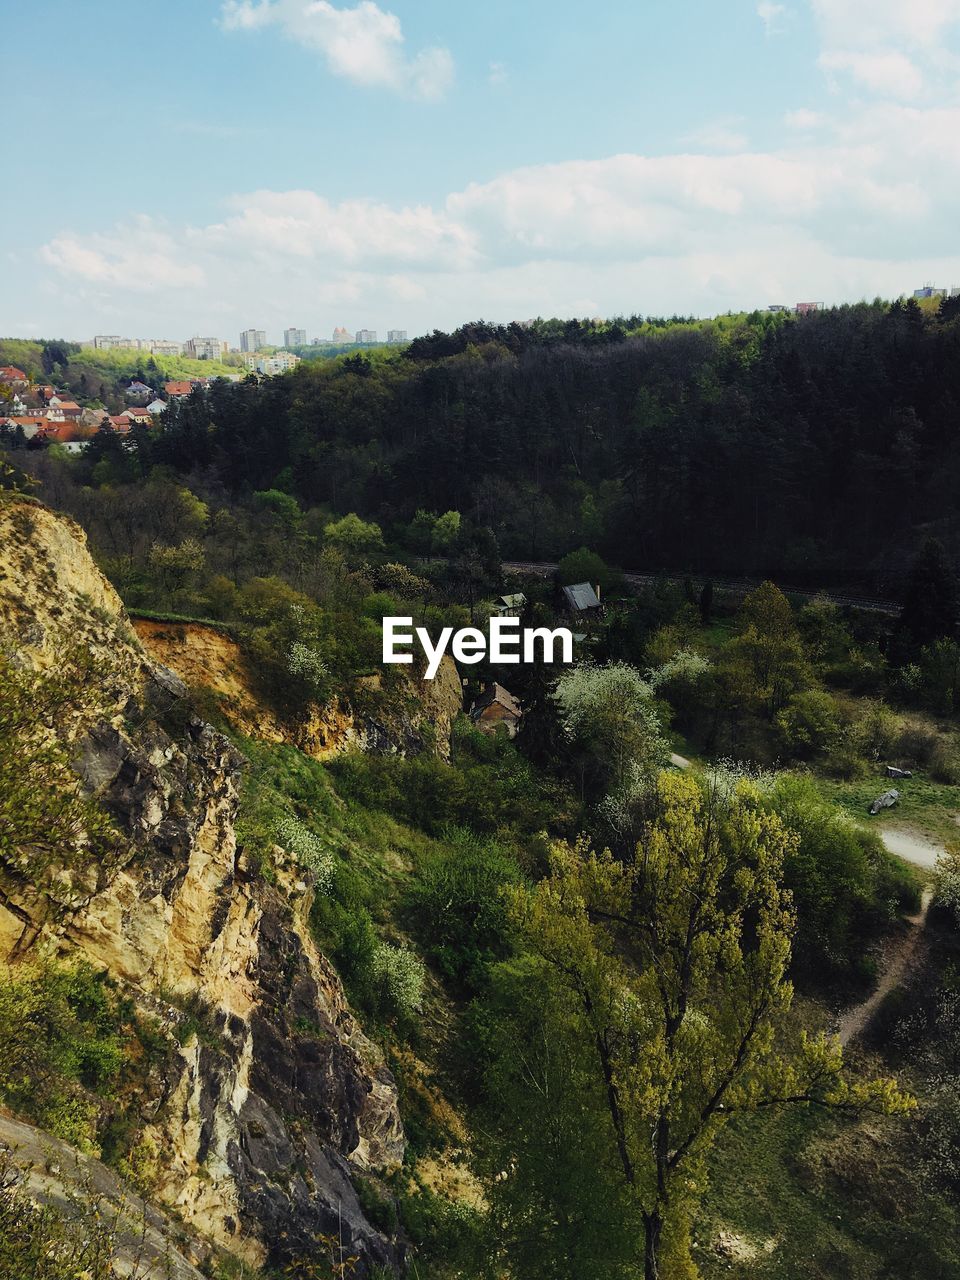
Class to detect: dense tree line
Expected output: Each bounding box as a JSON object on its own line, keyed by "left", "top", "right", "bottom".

{"left": 71, "top": 299, "right": 957, "bottom": 589}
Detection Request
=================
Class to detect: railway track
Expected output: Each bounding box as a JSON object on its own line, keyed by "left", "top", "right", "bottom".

{"left": 500, "top": 561, "right": 901, "bottom": 615}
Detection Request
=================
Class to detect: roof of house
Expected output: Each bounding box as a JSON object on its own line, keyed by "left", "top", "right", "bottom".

{"left": 471, "top": 683, "right": 522, "bottom": 718}
{"left": 561, "top": 582, "right": 601, "bottom": 612}
{"left": 120, "top": 406, "right": 151, "bottom": 418}
{"left": 127, "top": 381, "right": 152, "bottom": 391}
{"left": 497, "top": 593, "right": 527, "bottom": 609}
{"left": 0, "top": 366, "right": 27, "bottom": 381}
{"left": 39, "top": 423, "right": 84, "bottom": 442}
{"left": 56, "top": 401, "right": 81, "bottom": 412}
{"left": 164, "top": 380, "right": 195, "bottom": 396}
{"left": 147, "top": 399, "right": 167, "bottom": 413}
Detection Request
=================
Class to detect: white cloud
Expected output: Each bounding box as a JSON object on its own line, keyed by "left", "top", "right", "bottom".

{"left": 819, "top": 48, "right": 925, "bottom": 98}
{"left": 219, "top": 0, "right": 453, "bottom": 99}
{"left": 39, "top": 218, "right": 205, "bottom": 291}
{"left": 197, "top": 188, "right": 477, "bottom": 269}
{"left": 684, "top": 119, "right": 750, "bottom": 152}
{"left": 488, "top": 60, "right": 507, "bottom": 86}
{"left": 784, "top": 108, "right": 824, "bottom": 129}
{"left": 757, "top": 2, "right": 788, "bottom": 35}
{"left": 811, "top": 0, "right": 960, "bottom": 49}
{"left": 32, "top": 96, "right": 960, "bottom": 334}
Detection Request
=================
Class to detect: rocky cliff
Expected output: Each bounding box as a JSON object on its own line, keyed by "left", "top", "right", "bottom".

{"left": 133, "top": 617, "right": 463, "bottom": 761}
{"left": 0, "top": 496, "right": 408, "bottom": 1274}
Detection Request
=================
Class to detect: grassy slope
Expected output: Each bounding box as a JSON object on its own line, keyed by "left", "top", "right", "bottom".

{"left": 231, "top": 735, "right": 960, "bottom": 1279}
{"left": 700, "top": 1101, "right": 960, "bottom": 1279}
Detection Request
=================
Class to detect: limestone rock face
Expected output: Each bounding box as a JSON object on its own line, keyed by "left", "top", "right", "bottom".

{"left": 133, "top": 617, "right": 464, "bottom": 761}
{"left": 0, "top": 497, "right": 406, "bottom": 1274}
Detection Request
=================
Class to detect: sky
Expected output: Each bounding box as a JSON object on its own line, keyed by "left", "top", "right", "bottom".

{"left": 4, "top": 0, "right": 960, "bottom": 342}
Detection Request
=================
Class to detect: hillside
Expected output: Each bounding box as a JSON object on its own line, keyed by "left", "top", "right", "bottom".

{"left": 0, "top": 495, "right": 409, "bottom": 1274}
{"left": 6, "top": 303, "right": 960, "bottom": 1276}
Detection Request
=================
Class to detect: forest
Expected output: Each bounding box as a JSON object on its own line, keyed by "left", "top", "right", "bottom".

{"left": 4, "top": 300, "right": 960, "bottom": 1279}
{"left": 11, "top": 299, "right": 954, "bottom": 590}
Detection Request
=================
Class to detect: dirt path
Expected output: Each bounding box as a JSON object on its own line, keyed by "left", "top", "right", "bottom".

{"left": 836, "top": 828, "right": 947, "bottom": 1044}
{"left": 837, "top": 887, "right": 934, "bottom": 1045}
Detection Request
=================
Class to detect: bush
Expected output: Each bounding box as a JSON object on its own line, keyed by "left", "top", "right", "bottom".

{"left": 370, "top": 942, "right": 425, "bottom": 1020}
{"left": 274, "top": 814, "right": 335, "bottom": 892}
{"left": 0, "top": 1154, "right": 118, "bottom": 1280}
{"left": 764, "top": 775, "right": 918, "bottom": 983}
{"left": 775, "top": 689, "right": 845, "bottom": 760}
{"left": 407, "top": 827, "right": 521, "bottom": 991}
{"left": 853, "top": 699, "right": 901, "bottom": 762}
{"left": 0, "top": 961, "right": 129, "bottom": 1153}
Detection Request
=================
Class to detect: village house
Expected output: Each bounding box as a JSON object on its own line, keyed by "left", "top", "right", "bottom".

{"left": 164, "top": 380, "right": 195, "bottom": 398}
{"left": 147, "top": 398, "right": 167, "bottom": 416}
{"left": 125, "top": 380, "right": 153, "bottom": 401}
{"left": 119, "top": 406, "right": 152, "bottom": 426}
{"left": 469, "top": 682, "right": 523, "bottom": 738}
{"left": 493, "top": 592, "right": 527, "bottom": 617}
{"left": 46, "top": 396, "right": 82, "bottom": 418}
{"left": 561, "top": 581, "right": 603, "bottom": 617}
{"left": 0, "top": 366, "right": 28, "bottom": 387}
{"left": 38, "top": 422, "right": 88, "bottom": 453}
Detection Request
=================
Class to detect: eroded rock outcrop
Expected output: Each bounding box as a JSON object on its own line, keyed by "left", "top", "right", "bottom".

{"left": 0, "top": 496, "right": 406, "bottom": 1274}
{"left": 133, "top": 616, "right": 464, "bottom": 761}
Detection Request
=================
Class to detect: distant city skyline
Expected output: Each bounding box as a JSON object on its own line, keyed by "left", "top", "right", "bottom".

{"left": 7, "top": 1, "right": 960, "bottom": 337}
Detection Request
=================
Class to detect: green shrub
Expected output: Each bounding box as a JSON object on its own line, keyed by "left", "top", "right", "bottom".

{"left": 0, "top": 961, "right": 130, "bottom": 1153}
{"left": 764, "top": 775, "right": 918, "bottom": 983}
{"left": 775, "top": 689, "right": 845, "bottom": 760}
{"left": 407, "top": 827, "right": 521, "bottom": 992}
{"left": 370, "top": 942, "right": 425, "bottom": 1020}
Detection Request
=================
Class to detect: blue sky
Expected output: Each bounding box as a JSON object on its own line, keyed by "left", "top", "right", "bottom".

{"left": 4, "top": 0, "right": 960, "bottom": 341}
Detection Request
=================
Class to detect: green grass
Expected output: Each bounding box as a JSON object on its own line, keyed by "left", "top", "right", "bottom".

{"left": 699, "top": 1104, "right": 960, "bottom": 1279}
{"left": 820, "top": 772, "right": 960, "bottom": 847}
{"left": 128, "top": 608, "right": 239, "bottom": 634}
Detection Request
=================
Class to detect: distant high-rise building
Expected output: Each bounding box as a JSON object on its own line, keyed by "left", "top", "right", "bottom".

{"left": 240, "top": 328, "right": 267, "bottom": 352}
{"left": 386, "top": 329, "right": 407, "bottom": 342}
{"left": 332, "top": 326, "right": 354, "bottom": 343}
{"left": 284, "top": 327, "right": 307, "bottom": 348}
{"left": 185, "top": 336, "right": 226, "bottom": 361}
{"left": 92, "top": 335, "right": 140, "bottom": 351}
{"left": 794, "top": 302, "right": 823, "bottom": 315}
{"left": 143, "top": 339, "right": 183, "bottom": 356}
{"left": 355, "top": 329, "right": 377, "bottom": 344}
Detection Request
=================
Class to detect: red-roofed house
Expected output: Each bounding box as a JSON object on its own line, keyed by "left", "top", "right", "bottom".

{"left": 0, "top": 366, "right": 28, "bottom": 386}
{"left": 163, "top": 380, "right": 195, "bottom": 398}
{"left": 38, "top": 422, "right": 93, "bottom": 452}
{"left": 119, "top": 406, "right": 152, "bottom": 426}
{"left": 48, "top": 399, "right": 82, "bottom": 418}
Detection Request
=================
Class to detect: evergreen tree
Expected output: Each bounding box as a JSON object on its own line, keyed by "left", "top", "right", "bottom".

{"left": 896, "top": 538, "right": 959, "bottom": 654}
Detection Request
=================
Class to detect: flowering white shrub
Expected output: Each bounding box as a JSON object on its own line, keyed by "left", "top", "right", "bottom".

{"left": 647, "top": 649, "right": 710, "bottom": 691}
{"left": 370, "top": 941, "right": 425, "bottom": 1017}
{"left": 275, "top": 815, "right": 334, "bottom": 893}
{"left": 553, "top": 662, "right": 667, "bottom": 798}
{"left": 937, "top": 852, "right": 960, "bottom": 922}
{"left": 287, "top": 642, "right": 328, "bottom": 691}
